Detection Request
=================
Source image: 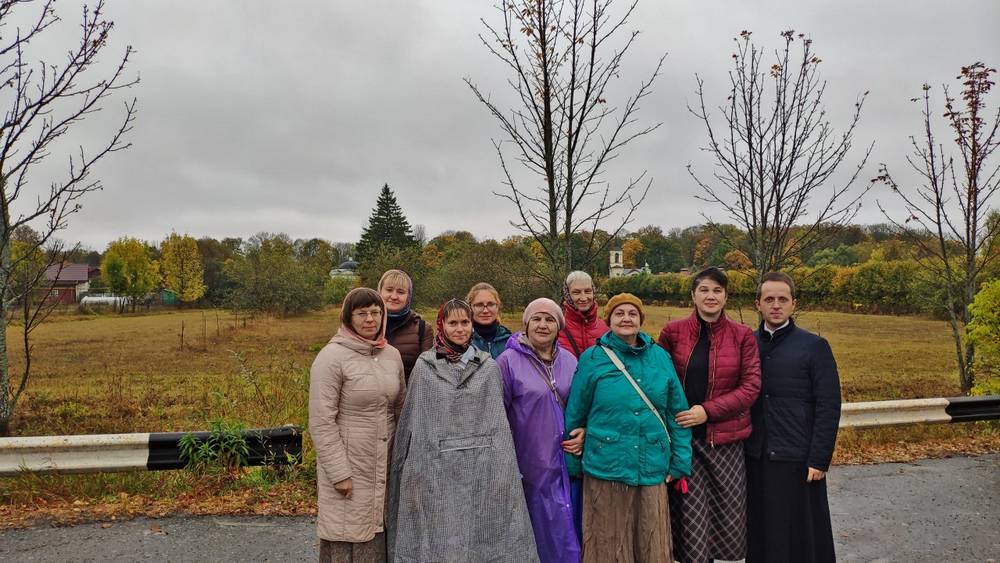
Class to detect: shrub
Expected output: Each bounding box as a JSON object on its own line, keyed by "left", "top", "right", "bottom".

{"left": 324, "top": 276, "right": 357, "bottom": 306}
{"left": 968, "top": 279, "right": 1000, "bottom": 386}
{"left": 224, "top": 233, "right": 328, "bottom": 316}
{"left": 179, "top": 419, "right": 250, "bottom": 473}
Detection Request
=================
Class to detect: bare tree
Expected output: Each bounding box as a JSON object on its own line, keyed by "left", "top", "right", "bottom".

{"left": 877, "top": 63, "right": 1000, "bottom": 394}
{"left": 689, "top": 30, "right": 873, "bottom": 284}
{"left": 466, "top": 0, "right": 662, "bottom": 288}
{"left": 0, "top": 0, "right": 137, "bottom": 435}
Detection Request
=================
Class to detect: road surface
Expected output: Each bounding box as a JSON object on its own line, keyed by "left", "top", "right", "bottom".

{"left": 2, "top": 454, "right": 997, "bottom": 562}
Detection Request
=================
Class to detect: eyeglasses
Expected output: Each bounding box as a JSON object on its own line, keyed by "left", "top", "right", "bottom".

{"left": 352, "top": 310, "right": 381, "bottom": 320}
{"left": 471, "top": 302, "right": 498, "bottom": 311}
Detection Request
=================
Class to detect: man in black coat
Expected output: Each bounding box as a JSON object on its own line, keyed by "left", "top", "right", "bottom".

{"left": 746, "top": 271, "right": 841, "bottom": 563}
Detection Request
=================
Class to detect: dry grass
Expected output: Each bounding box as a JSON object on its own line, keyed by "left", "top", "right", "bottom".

{"left": 1, "top": 305, "right": 997, "bottom": 527}
{"left": 8, "top": 309, "right": 325, "bottom": 436}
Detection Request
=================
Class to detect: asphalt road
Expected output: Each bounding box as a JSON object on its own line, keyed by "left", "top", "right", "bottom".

{"left": 2, "top": 454, "right": 997, "bottom": 562}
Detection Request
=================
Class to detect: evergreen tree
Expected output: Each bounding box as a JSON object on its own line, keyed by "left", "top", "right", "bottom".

{"left": 355, "top": 184, "right": 417, "bottom": 263}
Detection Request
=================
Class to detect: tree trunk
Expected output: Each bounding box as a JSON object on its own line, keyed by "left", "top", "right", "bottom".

{"left": 0, "top": 228, "right": 12, "bottom": 437}
{"left": 961, "top": 281, "right": 976, "bottom": 394}
{"left": 946, "top": 314, "right": 971, "bottom": 395}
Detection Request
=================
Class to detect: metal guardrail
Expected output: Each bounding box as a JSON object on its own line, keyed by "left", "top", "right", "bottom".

{"left": 0, "top": 425, "right": 302, "bottom": 477}
{"left": 1, "top": 396, "right": 998, "bottom": 476}
{"left": 840, "top": 395, "right": 1000, "bottom": 429}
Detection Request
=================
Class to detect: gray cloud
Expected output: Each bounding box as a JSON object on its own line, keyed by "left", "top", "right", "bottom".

{"left": 11, "top": 0, "right": 998, "bottom": 250}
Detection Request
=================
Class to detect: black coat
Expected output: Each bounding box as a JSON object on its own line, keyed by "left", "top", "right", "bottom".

{"left": 747, "top": 319, "right": 841, "bottom": 471}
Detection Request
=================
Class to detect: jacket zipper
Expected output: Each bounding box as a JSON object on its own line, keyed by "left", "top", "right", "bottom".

{"left": 707, "top": 328, "right": 717, "bottom": 447}
{"left": 528, "top": 352, "right": 564, "bottom": 408}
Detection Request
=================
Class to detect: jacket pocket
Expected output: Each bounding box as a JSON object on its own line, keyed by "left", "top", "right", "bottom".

{"left": 438, "top": 434, "right": 493, "bottom": 453}
{"left": 584, "top": 427, "right": 622, "bottom": 475}
{"left": 342, "top": 359, "right": 379, "bottom": 392}
{"left": 766, "top": 398, "right": 811, "bottom": 458}
{"left": 644, "top": 432, "right": 670, "bottom": 477}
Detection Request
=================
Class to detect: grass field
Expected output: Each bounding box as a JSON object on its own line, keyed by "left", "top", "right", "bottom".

{"left": 1, "top": 305, "right": 997, "bottom": 527}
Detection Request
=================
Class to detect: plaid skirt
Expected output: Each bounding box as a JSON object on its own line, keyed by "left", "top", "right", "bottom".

{"left": 669, "top": 438, "right": 747, "bottom": 563}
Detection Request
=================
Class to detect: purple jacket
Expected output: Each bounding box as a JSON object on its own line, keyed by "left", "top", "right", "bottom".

{"left": 497, "top": 334, "right": 581, "bottom": 563}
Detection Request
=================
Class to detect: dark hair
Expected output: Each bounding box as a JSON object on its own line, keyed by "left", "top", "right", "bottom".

{"left": 440, "top": 298, "right": 473, "bottom": 322}
{"left": 691, "top": 267, "right": 729, "bottom": 293}
{"left": 340, "top": 287, "right": 384, "bottom": 327}
{"left": 756, "top": 271, "right": 796, "bottom": 299}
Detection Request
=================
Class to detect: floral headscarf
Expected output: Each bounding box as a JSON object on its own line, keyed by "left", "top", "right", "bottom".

{"left": 434, "top": 298, "right": 474, "bottom": 363}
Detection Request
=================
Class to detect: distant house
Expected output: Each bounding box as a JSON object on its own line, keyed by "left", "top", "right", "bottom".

{"left": 42, "top": 263, "right": 101, "bottom": 304}
{"left": 330, "top": 258, "right": 359, "bottom": 278}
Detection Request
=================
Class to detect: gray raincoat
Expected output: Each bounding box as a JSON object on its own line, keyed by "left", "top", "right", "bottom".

{"left": 387, "top": 348, "right": 540, "bottom": 563}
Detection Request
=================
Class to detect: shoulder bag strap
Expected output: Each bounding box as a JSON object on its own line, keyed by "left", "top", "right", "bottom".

{"left": 562, "top": 326, "right": 582, "bottom": 356}
{"left": 601, "top": 345, "right": 670, "bottom": 442}
{"left": 417, "top": 319, "right": 426, "bottom": 346}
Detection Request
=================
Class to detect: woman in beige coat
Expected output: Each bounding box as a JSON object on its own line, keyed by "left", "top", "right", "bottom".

{"left": 310, "top": 287, "right": 406, "bottom": 563}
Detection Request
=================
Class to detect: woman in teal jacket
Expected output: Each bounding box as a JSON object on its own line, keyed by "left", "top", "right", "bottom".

{"left": 564, "top": 293, "right": 692, "bottom": 563}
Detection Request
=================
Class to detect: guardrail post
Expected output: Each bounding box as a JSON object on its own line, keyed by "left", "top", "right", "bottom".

{"left": 0, "top": 425, "right": 302, "bottom": 477}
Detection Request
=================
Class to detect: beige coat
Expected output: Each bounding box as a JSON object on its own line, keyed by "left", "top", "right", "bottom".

{"left": 309, "top": 330, "right": 406, "bottom": 542}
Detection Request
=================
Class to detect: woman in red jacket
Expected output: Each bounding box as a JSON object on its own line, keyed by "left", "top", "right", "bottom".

{"left": 557, "top": 271, "right": 609, "bottom": 358}
{"left": 658, "top": 267, "right": 761, "bottom": 563}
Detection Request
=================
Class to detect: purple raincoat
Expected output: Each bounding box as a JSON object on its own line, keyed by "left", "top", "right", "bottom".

{"left": 496, "top": 334, "right": 582, "bottom": 563}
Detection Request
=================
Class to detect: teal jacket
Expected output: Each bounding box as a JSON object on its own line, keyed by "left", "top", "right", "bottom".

{"left": 471, "top": 323, "right": 513, "bottom": 359}
{"left": 564, "top": 331, "right": 693, "bottom": 485}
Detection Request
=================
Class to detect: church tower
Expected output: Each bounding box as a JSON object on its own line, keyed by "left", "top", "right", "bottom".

{"left": 609, "top": 250, "right": 624, "bottom": 278}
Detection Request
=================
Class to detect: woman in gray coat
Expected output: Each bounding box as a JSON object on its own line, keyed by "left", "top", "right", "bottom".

{"left": 386, "top": 299, "right": 539, "bottom": 563}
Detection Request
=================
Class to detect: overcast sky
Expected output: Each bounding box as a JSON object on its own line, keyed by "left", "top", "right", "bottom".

{"left": 11, "top": 1, "right": 999, "bottom": 250}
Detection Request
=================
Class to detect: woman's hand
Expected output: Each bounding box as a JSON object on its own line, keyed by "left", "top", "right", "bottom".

{"left": 674, "top": 405, "right": 708, "bottom": 428}
{"left": 561, "top": 428, "right": 586, "bottom": 455}
{"left": 665, "top": 474, "right": 673, "bottom": 483}
{"left": 334, "top": 477, "right": 353, "bottom": 498}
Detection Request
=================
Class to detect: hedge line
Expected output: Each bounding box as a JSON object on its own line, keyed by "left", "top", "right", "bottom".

{"left": 602, "top": 260, "right": 955, "bottom": 316}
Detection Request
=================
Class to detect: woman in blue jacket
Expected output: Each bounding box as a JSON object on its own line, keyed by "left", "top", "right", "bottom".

{"left": 466, "top": 282, "right": 512, "bottom": 358}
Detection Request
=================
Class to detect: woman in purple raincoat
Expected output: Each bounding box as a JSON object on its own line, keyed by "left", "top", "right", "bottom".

{"left": 496, "top": 298, "right": 584, "bottom": 563}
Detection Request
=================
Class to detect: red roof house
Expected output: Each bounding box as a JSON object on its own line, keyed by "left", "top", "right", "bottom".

{"left": 42, "top": 263, "right": 101, "bottom": 304}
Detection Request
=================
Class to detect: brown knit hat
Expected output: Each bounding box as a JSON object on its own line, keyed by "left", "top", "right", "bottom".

{"left": 604, "top": 292, "right": 644, "bottom": 324}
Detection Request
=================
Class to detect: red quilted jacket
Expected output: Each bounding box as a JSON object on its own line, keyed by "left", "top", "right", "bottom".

{"left": 657, "top": 310, "right": 761, "bottom": 445}
{"left": 558, "top": 300, "right": 609, "bottom": 358}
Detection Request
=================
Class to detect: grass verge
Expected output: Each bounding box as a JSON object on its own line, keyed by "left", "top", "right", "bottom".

{"left": 1, "top": 305, "right": 997, "bottom": 528}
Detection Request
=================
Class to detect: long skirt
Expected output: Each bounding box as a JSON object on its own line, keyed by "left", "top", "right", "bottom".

{"left": 669, "top": 438, "right": 747, "bottom": 563}
{"left": 745, "top": 455, "right": 836, "bottom": 563}
{"left": 581, "top": 475, "right": 672, "bottom": 563}
{"left": 319, "top": 533, "right": 386, "bottom": 563}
